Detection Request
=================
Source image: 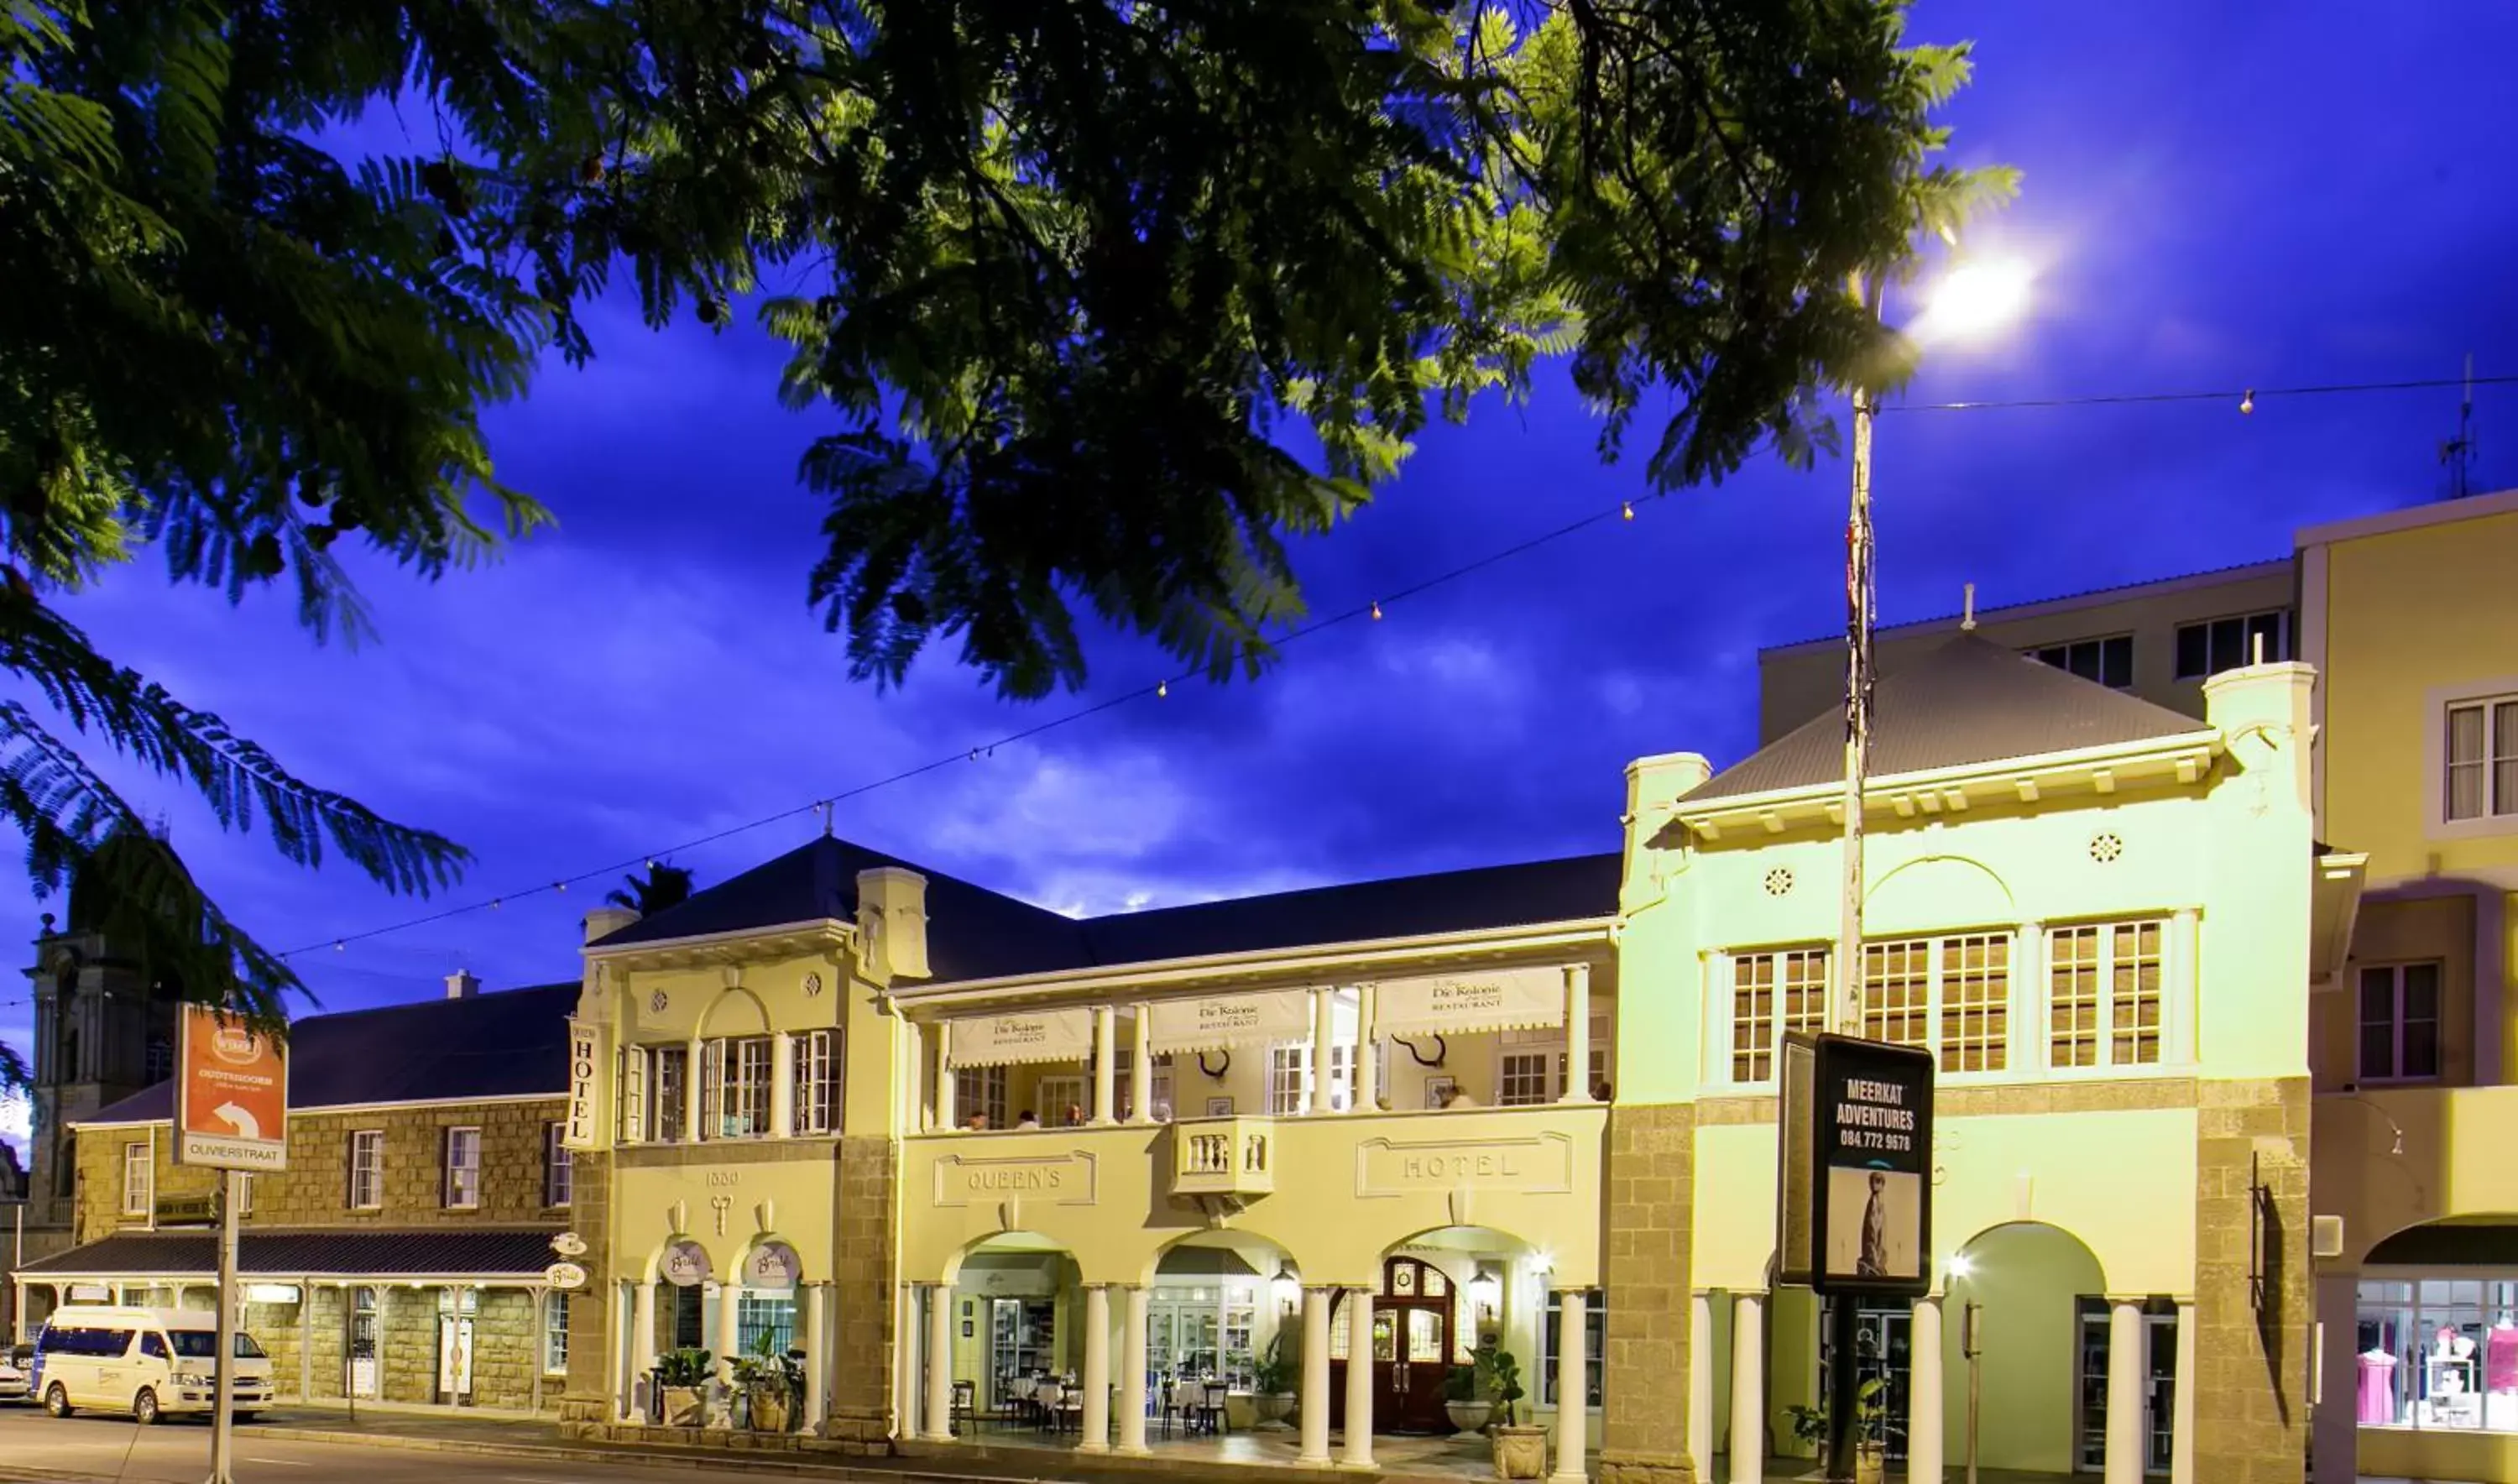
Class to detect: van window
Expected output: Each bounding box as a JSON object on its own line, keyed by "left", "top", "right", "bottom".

{"left": 44, "top": 1327, "right": 134, "bottom": 1357}
{"left": 168, "top": 1331, "right": 267, "bottom": 1359}
{"left": 140, "top": 1334, "right": 169, "bottom": 1360}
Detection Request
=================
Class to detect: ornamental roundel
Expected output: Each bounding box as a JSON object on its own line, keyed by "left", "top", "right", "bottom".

{"left": 2088, "top": 831, "right": 2125, "bottom": 865}
{"left": 803, "top": 972, "right": 823, "bottom": 998}
{"left": 1763, "top": 867, "right": 1794, "bottom": 897}
{"left": 650, "top": 989, "right": 670, "bottom": 1013}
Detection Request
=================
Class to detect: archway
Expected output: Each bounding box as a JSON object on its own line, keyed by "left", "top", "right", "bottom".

{"left": 1331, "top": 1225, "right": 1541, "bottom": 1437}
{"left": 947, "top": 1232, "right": 1081, "bottom": 1418}
{"left": 1945, "top": 1220, "right": 2118, "bottom": 1476}
{"left": 2350, "top": 1215, "right": 2518, "bottom": 1436}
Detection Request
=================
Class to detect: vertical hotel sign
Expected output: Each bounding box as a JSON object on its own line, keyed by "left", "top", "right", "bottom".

{"left": 173, "top": 1005, "right": 288, "bottom": 1171}
{"left": 564, "top": 1019, "right": 607, "bottom": 1148}
{"left": 1776, "top": 1032, "right": 1931, "bottom": 1298}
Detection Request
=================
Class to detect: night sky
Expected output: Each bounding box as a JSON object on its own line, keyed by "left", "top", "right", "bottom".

{"left": 6, "top": 3, "right": 2515, "bottom": 1151}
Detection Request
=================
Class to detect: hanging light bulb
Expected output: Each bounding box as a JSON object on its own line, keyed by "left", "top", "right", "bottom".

{"left": 333, "top": 940, "right": 346, "bottom": 953}
{"left": 1157, "top": 681, "right": 1168, "bottom": 698}
{"left": 2239, "top": 389, "right": 2255, "bottom": 415}
{"left": 1371, "top": 600, "right": 1383, "bottom": 621}
{"left": 1621, "top": 501, "right": 1635, "bottom": 521}
{"left": 554, "top": 880, "right": 567, "bottom": 893}
{"left": 491, "top": 897, "right": 503, "bottom": 910}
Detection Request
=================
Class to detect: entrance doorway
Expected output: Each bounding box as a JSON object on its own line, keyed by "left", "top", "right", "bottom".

{"left": 435, "top": 1288, "right": 477, "bottom": 1405}
{"left": 987, "top": 1297, "right": 1056, "bottom": 1408}
{"left": 1330, "top": 1257, "right": 1458, "bottom": 1434}
{"left": 2075, "top": 1300, "right": 2177, "bottom": 1475}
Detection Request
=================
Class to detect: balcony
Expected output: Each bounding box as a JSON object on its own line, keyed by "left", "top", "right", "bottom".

{"left": 1170, "top": 1116, "right": 1274, "bottom": 1204}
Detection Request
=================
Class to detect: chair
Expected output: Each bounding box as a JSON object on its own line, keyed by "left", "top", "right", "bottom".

{"left": 951, "top": 1379, "right": 975, "bottom": 1434}
{"left": 1189, "top": 1380, "right": 1227, "bottom": 1435}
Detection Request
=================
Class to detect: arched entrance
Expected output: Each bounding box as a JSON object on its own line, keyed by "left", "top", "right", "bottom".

{"left": 1329, "top": 1255, "right": 1461, "bottom": 1434}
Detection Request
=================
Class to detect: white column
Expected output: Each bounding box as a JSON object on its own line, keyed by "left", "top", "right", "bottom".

{"left": 802, "top": 1282, "right": 828, "bottom": 1433}
{"left": 1908, "top": 1296, "right": 1944, "bottom": 1484}
{"left": 2171, "top": 908, "right": 2201, "bottom": 1065}
{"left": 1119, "top": 1286, "right": 1152, "bottom": 1455}
{"left": 1309, "top": 990, "right": 1337, "bottom": 1114}
{"left": 1355, "top": 985, "right": 1379, "bottom": 1112}
{"left": 1343, "top": 1286, "right": 1376, "bottom": 1467}
{"left": 684, "top": 1036, "right": 705, "bottom": 1143}
{"left": 1128, "top": 1009, "right": 1154, "bottom": 1126}
{"left": 714, "top": 1282, "right": 742, "bottom": 1422}
{"left": 1562, "top": 965, "right": 1593, "bottom": 1102}
{"left": 2014, "top": 921, "right": 2045, "bottom": 1073}
{"left": 630, "top": 1280, "right": 658, "bottom": 1421}
{"left": 934, "top": 1024, "right": 956, "bottom": 1128}
{"left": 1688, "top": 1293, "right": 1714, "bottom": 1479}
{"left": 1092, "top": 1007, "right": 1117, "bottom": 1126}
{"left": 2105, "top": 1299, "right": 2146, "bottom": 1484}
{"left": 1549, "top": 1288, "right": 1588, "bottom": 1482}
{"left": 1080, "top": 1284, "right": 1113, "bottom": 1450}
{"left": 771, "top": 1030, "right": 796, "bottom": 1137}
{"left": 923, "top": 1284, "right": 954, "bottom": 1440}
{"left": 1298, "top": 1287, "right": 1335, "bottom": 1463}
{"left": 1728, "top": 1292, "right": 1763, "bottom": 1484}
{"left": 2173, "top": 1300, "right": 2197, "bottom": 1484}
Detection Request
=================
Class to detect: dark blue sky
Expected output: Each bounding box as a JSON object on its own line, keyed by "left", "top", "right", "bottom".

{"left": 6, "top": 3, "right": 2514, "bottom": 1147}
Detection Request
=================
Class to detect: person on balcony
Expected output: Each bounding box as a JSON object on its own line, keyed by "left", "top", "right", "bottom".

{"left": 1015, "top": 1110, "right": 1042, "bottom": 1131}
{"left": 965, "top": 1110, "right": 992, "bottom": 1131}
{"left": 1443, "top": 1086, "right": 1478, "bottom": 1110}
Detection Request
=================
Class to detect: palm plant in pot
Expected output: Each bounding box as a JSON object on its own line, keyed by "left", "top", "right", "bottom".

{"left": 653, "top": 1347, "right": 713, "bottom": 1427}
{"left": 1784, "top": 1377, "right": 1890, "bottom": 1484}
{"left": 1478, "top": 1342, "right": 1546, "bottom": 1481}
{"left": 1444, "top": 1362, "right": 1492, "bottom": 1434}
{"left": 1250, "top": 1330, "right": 1298, "bottom": 1428}
{"left": 731, "top": 1333, "right": 805, "bottom": 1434}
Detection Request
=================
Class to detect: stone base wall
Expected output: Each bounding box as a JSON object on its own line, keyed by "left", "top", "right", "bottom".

{"left": 823, "top": 1135, "right": 896, "bottom": 1450}
{"left": 1600, "top": 1101, "right": 1700, "bottom": 1484}
{"left": 2194, "top": 1077, "right": 2312, "bottom": 1484}
{"left": 562, "top": 1148, "right": 615, "bottom": 1422}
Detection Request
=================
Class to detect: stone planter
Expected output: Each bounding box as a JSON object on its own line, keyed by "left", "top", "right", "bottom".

{"left": 1855, "top": 1445, "right": 1885, "bottom": 1484}
{"left": 750, "top": 1390, "right": 791, "bottom": 1434}
{"left": 1491, "top": 1424, "right": 1549, "bottom": 1480}
{"left": 1445, "top": 1399, "right": 1494, "bottom": 1434}
{"left": 661, "top": 1386, "right": 706, "bottom": 1427}
{"left": 1251, "top": 1391, "right": 1295, "bottom": 1428}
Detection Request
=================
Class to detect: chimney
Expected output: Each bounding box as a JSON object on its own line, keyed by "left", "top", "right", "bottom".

{"left": 1622, "top": 751, "right": 1714, "bottom": 910}
{"left": 855, "top": 867, "right": 930, "bottom": 984}
{"left": 582, "top": 907, "right": 640, "bottom": 945}
{"left": 444, "top": 969, "right": 481, "bottom": 1001}
{"left": 2202, "top": 659, "right": 2318, "bottom": 813}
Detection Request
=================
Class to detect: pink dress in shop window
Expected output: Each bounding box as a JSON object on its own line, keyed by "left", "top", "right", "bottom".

{"left": 2487, "top": 1327, "right": 2518, "bottom": 1393}
{"left": 2357, "top": 1351, "right": 2398, "bottom": 1425}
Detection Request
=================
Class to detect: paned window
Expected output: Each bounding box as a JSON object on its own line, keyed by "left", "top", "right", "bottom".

{"left": 348, "top": 1130, "right": 384, "bottom": 1210}
{"left": 2047, "top": 920, "right": 2166, "bottom": 1069}
{"left": 708, "top": 1036, "right": 774, "bottom": 1138}
{"left": 2446, "top": 696, "right": 2518, "bottom": 822}
{"left": 1268, "top": 1045, "right": 1309, "bottom": 1115}
{"left": 235, "top": 1173, "right": 253, "bottom": 1217}
{"left": 2174, "top": 610, "right": 2288, "bottom": 679}
{"left": 792, "top": 1029, "right": 838, "bottom": 1135}
{"left": 121, "top": 1141, "right": 151, "bottom": 1216}
{"left": 1862, "top": 940, "right": 1935, "bottom": 1049}
{"left": 2029, "top": 635, "right": 2134, "bottom": 690}
{"left": 1498, "top": 1051, "right": 1553, "bottom": 1107}
{"left": 640, "top": 1045, "right": 689, "bottom": 1142}
{"left": 1542, "top": 1293, "right": 1606, "bottom": 1408}
{"left": 737, "top": 1292, "right": 797, "bottom": 1359}
{"left": 2359, "top": 963, "right": 2442, "bottom": 1083}
{"left": 1864, "top": 934, "right": 2011, "bottom": 1073}
{"left": 1731, "top": 949, "right": 1828, "bottom": 1083}
{"left": 443, "top": 1126, "right": 482, "bottom": 1210}
{"left": 544, "top": 1293, "right": 570, "bottom": 1374}
{"left": 544, "top": 1123, "right": 573, "bottom": 1207}
{"left": 955, "top": 1065, "right": 1008, "bottom": 1128}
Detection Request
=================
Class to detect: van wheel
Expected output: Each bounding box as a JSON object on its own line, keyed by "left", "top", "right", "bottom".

{"left": 133, "top": 1388, "right": 159, "bottom": 1425}
{"left": 44, "top": 1382, "right": 71, "bottom": 1418}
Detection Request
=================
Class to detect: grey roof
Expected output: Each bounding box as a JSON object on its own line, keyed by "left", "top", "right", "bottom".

{"left": 86, "top": 981, "right": 577, "bottom": 1126}
{"left": 1763, "top": 556, "right": 2293, "bottom": 654}
{"left": 599, "top": 837, "right": 1619, "bottom": 985}
{"left": 20, "top": 1228, "right": 564, "bottom": 1279}
{"left": 1690, "top": 633, "right": 2211, "bottom": 804}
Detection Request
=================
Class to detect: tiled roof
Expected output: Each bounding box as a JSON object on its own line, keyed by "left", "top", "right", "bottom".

{"left": 85, "top": 981, "right": 577, "bottom": 1126}
{"left": 18, "top": 1227, "right": 566, "bottom": 1278}
{"left": 1690, "top": 632, "right": 2210, "bottom": 804}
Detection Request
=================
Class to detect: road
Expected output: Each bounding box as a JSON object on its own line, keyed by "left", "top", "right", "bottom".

{"left": 0, "top": 1406, "right": 851, "bottom": 1484}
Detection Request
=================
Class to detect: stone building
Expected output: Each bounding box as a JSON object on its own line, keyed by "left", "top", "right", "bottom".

{"left": 23, "top": 976, "right": 579, "bottom": 1414}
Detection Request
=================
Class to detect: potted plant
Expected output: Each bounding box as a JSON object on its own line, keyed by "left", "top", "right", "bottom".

{"left": 732, "top": 1334, "right": 803, "bottom": 1434}
{"left": 1444, "top": 1362, "right": 1493, "bottom": 1434}
{"left": 1250, "top": 1330, "right": 1298, "bottom": 1428}
{"left": 1784, "top": 1378, "right": 1889, "bottom": 1484}
{"left": 1479, "top": 1342, "right": 1546, "bottom": 1480}
{"left": 654, "top": 1347, "right": 713, "bottom": 1427}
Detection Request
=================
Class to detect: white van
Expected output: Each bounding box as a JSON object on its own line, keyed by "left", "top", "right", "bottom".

{"left": 34, "top": 1307, "right": 274, "bottom": 1424}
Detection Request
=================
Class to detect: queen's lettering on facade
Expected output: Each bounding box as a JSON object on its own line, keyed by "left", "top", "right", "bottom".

{"left": 965, "top": 1166, "right": 1066, "bottom": 1193}
{"left": 1401, "top": 1151, "right": 1522, "bottom": 1180}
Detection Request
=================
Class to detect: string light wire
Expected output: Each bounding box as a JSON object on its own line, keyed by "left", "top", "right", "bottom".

{"left": 279, "top": 364, "right": 2500, "bottom": 959}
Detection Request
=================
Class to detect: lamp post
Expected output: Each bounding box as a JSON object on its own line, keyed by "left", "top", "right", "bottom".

{"left": 1826, "top": 254, "right": 2030, "bottom": 1484}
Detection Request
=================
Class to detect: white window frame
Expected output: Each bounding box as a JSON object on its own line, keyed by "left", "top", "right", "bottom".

{"left": 121, "top": 1140, "right": 151, "bottom": 1217}
{"left": 643, "top": 1045, "right": 689, "bottom": 1143}
{"left": 1037, "top": 1074, "right": 1086, "bottom": 1125}
{"left": 954, "top": 1065, "right": 1009, "bottom": 1127}
{"left": 1495, "top": 1012, "right": 1614, "bottom": 1104}
{"left": 711, "top": 1036, "right": 774, "bottom": 1139}
{"left": 234, "top": 1173, "right": 253, "bottom": 1218}
{"left": 444, "top": 1126, "right": 482, "bottom": 1210}
{"left": 2045, "top": 919, "right": 2169, "bottom": 1072}
{"left": 1267, "top": 1045, "right": 1309, "bottom": 1116}
{"left": 544, "top": 1292, "right": 570, "bottom": 1375}
{"left": 792, "top": 1029, "right": 838, "bottom": 1136}
{"left": 1859, "top": 932, "right": 2014, "bottom": 1077}
{"left": 2356, "top": 962, "right": 2444, "bottom": 1084}
{"left": 2173, "top": 609, "right": 2289, "bottom": 680}
{"left": 348, "top": 1130, "right": 384, "bottom": 1210}
{"left": 544, "top": 1122, "right": 573, "bottom": 1208}
{"left": 1727, "top": 948, "right": 1829, "bottom": 1086}
{"left": 1541, "top": 1292, "right": 1606, "bottom": 1409}
{"left": 2434, "top": 686, "right": 2518, "bottom": 833}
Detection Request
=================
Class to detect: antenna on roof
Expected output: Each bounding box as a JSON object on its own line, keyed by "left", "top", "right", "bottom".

{"left": 1961, "top": 583, "right": 1977, "bottom": 631}
{"left": 2442, "top": 350, "right": 2477, "bottom": 500}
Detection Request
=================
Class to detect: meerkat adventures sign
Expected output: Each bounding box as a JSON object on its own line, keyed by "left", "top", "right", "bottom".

{"left": 1777, "top": 1032, "right": 1934, "bottom": 1298}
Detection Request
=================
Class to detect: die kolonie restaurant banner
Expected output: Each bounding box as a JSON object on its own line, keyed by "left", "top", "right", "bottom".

{"left": 947, "top": 1007, "right": 1095, "bottom": 1067}
{"left": 1776, "top": 1032, "right": 1933, "bottom": 1298}
{"left": 1371, "top": 965, "right": 1566, "bottom": 1039}
{"left": 1145, "top": 991, "right": 1313, "bottom": 1055}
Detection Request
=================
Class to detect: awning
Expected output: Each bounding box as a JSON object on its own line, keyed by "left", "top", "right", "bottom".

{"left": 1145, "top": 990, "right": 1313, "bottom": 1055}
{"left": 947, "top": 1008, "right": 1094, "bottom": 1068}
{"left": 16, "top": 1228, "right": 565, "bottom": 1283}
{"left": 1373, "top": 965, "right": 1565, "bottom": 1039}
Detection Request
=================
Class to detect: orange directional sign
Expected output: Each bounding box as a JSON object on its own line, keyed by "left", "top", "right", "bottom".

{"left": 174, "top": 1005, "right": 288, "bottom": 1170}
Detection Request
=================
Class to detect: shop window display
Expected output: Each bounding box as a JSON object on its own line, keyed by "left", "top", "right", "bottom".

{"left": 2356, "top": 1278, "right": 2518, "bottom": 1432}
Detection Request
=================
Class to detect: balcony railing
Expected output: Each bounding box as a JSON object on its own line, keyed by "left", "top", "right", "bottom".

{"left": 1171, "top": 1116, "right": 1275, "bottom": 1200}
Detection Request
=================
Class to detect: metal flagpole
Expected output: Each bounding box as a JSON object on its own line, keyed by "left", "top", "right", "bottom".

{"left": 210, "top": 1168, "right": 238, "bottom": 1484}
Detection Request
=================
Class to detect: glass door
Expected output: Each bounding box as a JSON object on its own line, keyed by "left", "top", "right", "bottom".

{"left": 2077, "top": 1303, "right": 2177, "bottom": 1476}
{"left": 1817, "top": 1298, "right": 1910, "bottom": 1461}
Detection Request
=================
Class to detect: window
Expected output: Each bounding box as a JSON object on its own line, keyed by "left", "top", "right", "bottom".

{"left": 1037, "top": 1074, "right": 1087, "bottom": 1124}
{"left": 1863, "top": 934, "right": 2011, "bottom": 1073}
{"left": 234, "top": 1173, "right": 253, "bottom": 1218}
{"left": 1732, "top": 949, "right": 1829, "bottom": 1083}
{"left": 1542, "top": 1293, "right": 1606, "bottom": 1408}
{"left": 2048, "top": 920, "right": 2165, "bottom": 1069}
{"left": 637, "top": 1045, "right": 689, "bottom": 1142}
{"left": 671, "top": 1285, "right": 705, "bottom": 1351}
{"left": 792, "top": 1029, "right": 838, "bottom": 1135}
{"left": 2359, "top": 963, "right": 2442, "bottom": 1083}
{"left": 1150, "top": 1053, "right": 1175, "bottom": 1122}
{"left": 544, "top": 1123, "right": 573, "bottom": 1208}
{"left": 1268, "top": 1045, "right": 1309, "bottom": 1115}
{"left": 1498, "top": 1052, "right": 1553, "bottom": 1107}
{"left": 955, "top": 1065, "right": 1009, "bottom": 1128}
{"left": 348, "top": 1130, "right": 384, "bottom": 1210}
{"left": 443, "top": 1126, "right": 482, "bottom": 1210}
{"left": 2029, "top": 635, "right": 2134, "bottom": 690}
{"left": 544, "top": 1293, "right": 570, "bottom": 1374}
{"left": 2174, "top": 610, "right": 2288, "bottom": 680}
{"left": 736, "top": 1292, "right": 797, "bottom": 1360}
{"left": 2354, "top": 1277, "right": 2518, "bottom": 1433}
{"left": 708, "top": 1036, "right": 774, "bottom": 1139}
{"left": 2446, "top": 695, "right": 2518, "bottom": 822}
{"left": 121, "top": 1141, "right": 151, "bottom": 1217}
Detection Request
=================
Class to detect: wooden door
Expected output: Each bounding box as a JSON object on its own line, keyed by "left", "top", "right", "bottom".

{"left": 1328, "top": 1257, "right": 1457, "bottom": 1434}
